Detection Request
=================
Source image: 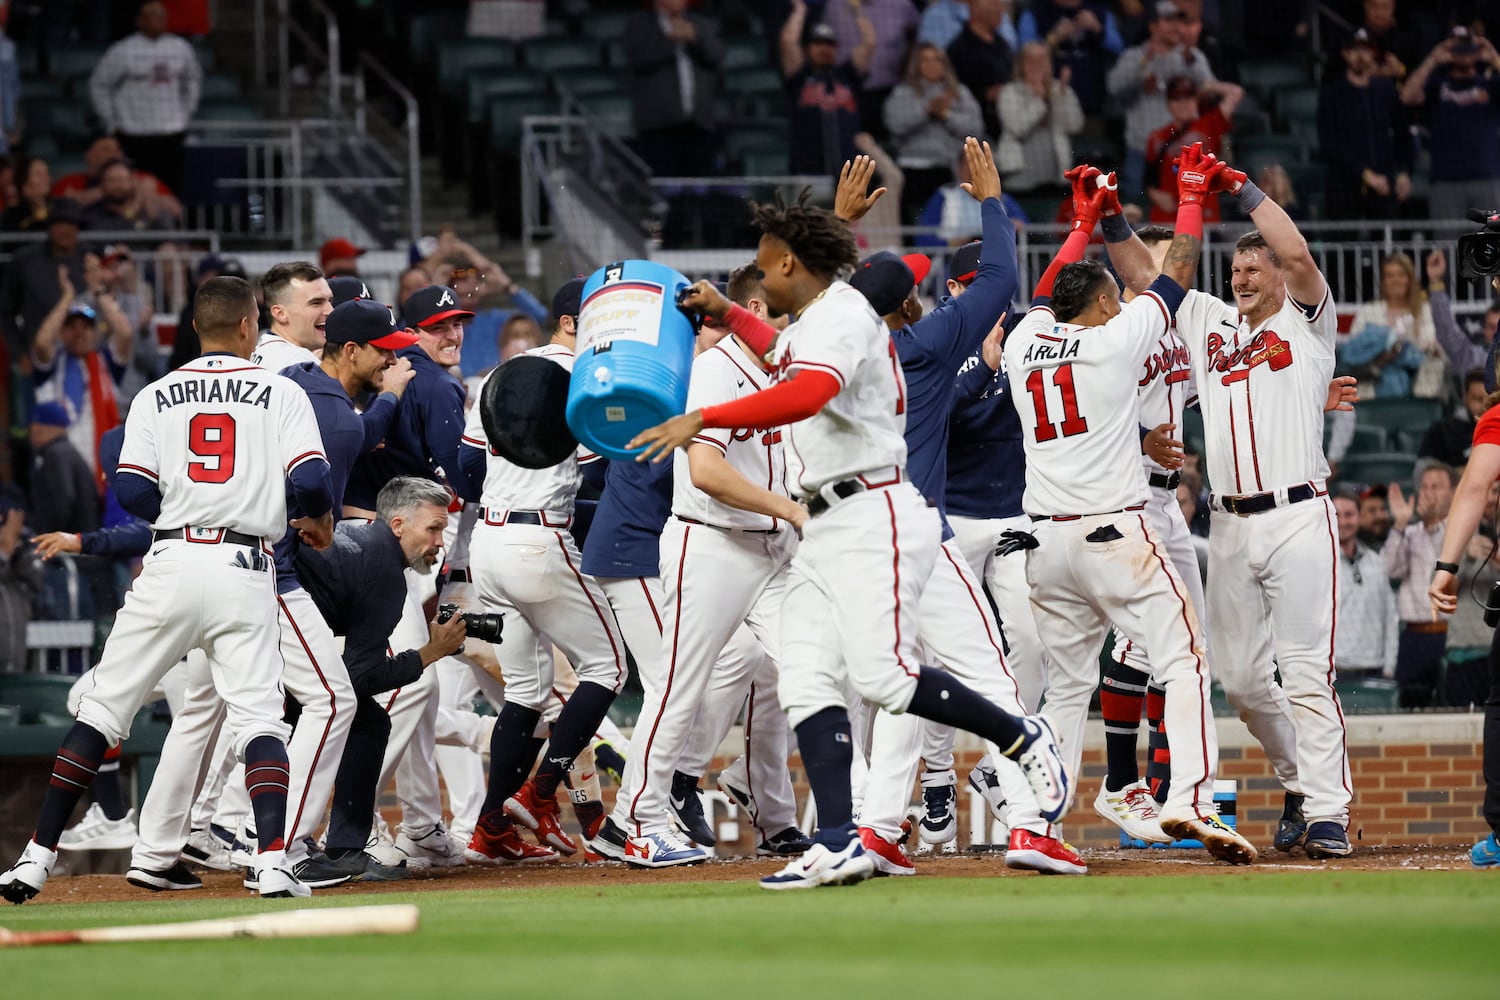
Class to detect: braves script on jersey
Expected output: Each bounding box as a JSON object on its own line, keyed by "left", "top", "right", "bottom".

{"left": 1136, "top": 319, "right": 1199, "bottom": 477}
{"left": 676, "top": 338, "right": 789, "bottom": 530}
{"left": 1004, "top": 279, "right": 1182, "bottom": 516}
{"left": 119, "top": 355, "right": 327, "bottom": 540}
{"left": 1176, "top": 287, "right": 1336, "bottom": 494}
{"left": 250, "top": 332, "right": 318, "bottom": 374}
{"left": 771, "top": 281, "right": 908, "bottom": 494}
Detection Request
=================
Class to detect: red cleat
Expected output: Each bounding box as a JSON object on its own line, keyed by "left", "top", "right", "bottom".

{"left": 465, "top": 820, "right": 560, "bottom": 866}
{"left": 858, "top": 826, "right": 915, "bottom": 877}
{"left": 504, "top": 780, "right": 579, "bottom": 855}
{"left": 1004, "top": 828, "right": 1087, "bottom": 875}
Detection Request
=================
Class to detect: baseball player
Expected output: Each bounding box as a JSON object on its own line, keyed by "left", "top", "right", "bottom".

{"left": 2, "top": 276, "right": 335, "bottom": 903}
{"left": 457, "top": 298, "right": 628, "bottom": 866}
{"left": 1002, "top": 152, "right": 1254, "bottom": 864}
{"left": 251, "top": 262, "right": 332, "bottom": 372}
{"left": 1125, "top": 148, "right": 1353, "bottom": 858}
{"left": 629, "top": 191, "right": 1070, "bottom": 890}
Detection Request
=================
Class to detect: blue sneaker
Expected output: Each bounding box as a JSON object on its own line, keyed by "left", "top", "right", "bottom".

{"left": 621, "top": 831, "right": 707, "bottom": 869}
{"left": 1011, "top": 716, "right": 1070, "bottom": 823}
{"left": 1273, "top": 792, "right": 1307, "bottom": 852}
{"left": 759, "top": 836, "right": 875, "bottom": 891}
{"left": 1303, "top": 821, "right": 1352, "bottom": 859}
{"left": 1471, "top": 833, "right": 1500, "bottom": 868}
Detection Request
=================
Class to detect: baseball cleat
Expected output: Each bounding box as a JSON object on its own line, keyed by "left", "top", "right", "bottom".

{"left": 126, "top": 860, "right": 203, "bottom": 891}
{"left": 1160, "top": 814, "right": 1258, "bottom": 865}
{"left": 757, "top": 827, "right": 814, "bottom": 857}
{"left": 918, "top": 769, "right": 958, "bottom": 845}
{"left": 1, "top": 841, "right": 58, "bottom": 904}
{"left": 251, "top": 849, "right": 313, "bottom": 898}
{"left": 314, "top": 849, "right": 410, "bottom": 883}
{"left": 623, "top": 831, "right": 708, "bottom": 868}
{"left": 593, "top": 740, "right": 626, "bottom": 786}
{"left": 395, "top": 822, "right": 468, "bottom": 868}
{"left": 1274, "top": 792, "right": 1308, "bottom": 852}
{"left": 1302, "top": 821, "right": 1352, "bottom": 859}
{"left": 183, "top": 827, "right": 237, "bottom": 871}
{"left": 669, "top": 772, "right": 717, "bottom": 847}
{"left": 585, "top": 817, "right": 630, "bottom": 862}
{"left": 1471, "top": 833, "right": 1500, "bottom": 868}
{"left": 57, "top": 804, "right": 138, "bottom": 851}
{"left": 1004, "top": 828, "right": 1087, "bottom": 875}
{"left": 760, "top": 836, "right": 876, "bottom": 891}
{"left": 505, "top": 780, "right": 579, "bottom": 855}
{"left": 1093, "top": 780, "right": 1171, "bottom": 844}
{"left": 717, "top": 771, "right": 752, "bottom": 811}
{"left": 1011, "top": 716, "right": 1071, "bottom": 822}
{"left": 291, "top": 854, "right": 359, "bottom": 889}
{"left": 858, "top": 826, "right": 915, "bottom": 876}
{"left": 365, "top": 815, "right": 406, "bottom": 867}
{"left": 465, "top": 822, "right": 560, "bottom": 866}
{"left": 967, "top": 755, "right": 1010, "bottom": 822}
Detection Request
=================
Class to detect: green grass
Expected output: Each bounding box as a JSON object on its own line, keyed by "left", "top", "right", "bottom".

{"left": 4, "top": 873, "right": 1498, "bottom": 999}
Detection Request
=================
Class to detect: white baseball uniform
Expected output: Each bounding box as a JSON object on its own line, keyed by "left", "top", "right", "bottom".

{"left": 250, "top": 332, "right": 317, "bottom": 374}
{"left": 1004, "top": 281, "right": 1221, "bottom": 825}
{"left": 611, "top": 338, "right": 798, "bottom": 838}
{"left": 1176, "top": 284, "right": 1350, "bottom": 826}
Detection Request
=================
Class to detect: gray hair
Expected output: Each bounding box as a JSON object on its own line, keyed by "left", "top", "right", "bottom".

{"left": 375, "top": 477, "right": 451, "bottom": 523}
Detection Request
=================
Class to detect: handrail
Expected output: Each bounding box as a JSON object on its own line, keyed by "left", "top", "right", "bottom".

{"left": 274, "top": 0, "right": 339, "bottom": 115}
{"left": 356, "top": 50, "right": 423, "bottom": 244}
{"left": 0, "top": 229, "right": 222, "bottom": 251}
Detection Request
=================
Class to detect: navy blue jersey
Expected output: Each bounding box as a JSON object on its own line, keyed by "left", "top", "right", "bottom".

{"left": 344, "top": 346, "right": 471, "bottom": 509}
{"left": 580, "top": 455, "right": 673, "bottom": 579}
{"left": 946, "top": 345, "right": 1026, "bottom": 520}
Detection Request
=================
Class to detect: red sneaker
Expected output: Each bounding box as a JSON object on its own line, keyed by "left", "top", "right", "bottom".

{"left": 858, "top": 826, "right": 915, "bottom": 877}
{"left": 465, "top": 820, "right": 560, "bottom": 866}
{"left": 1004, "top": 828, "right": 1087, "bottom": 875}
{"left": 504, "top": 780, "right": 579, "bottom": 855}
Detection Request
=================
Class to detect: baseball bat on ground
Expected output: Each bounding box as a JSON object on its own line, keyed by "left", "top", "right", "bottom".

{"left": 0, "top": 903, "right": 419, "bottom": 948}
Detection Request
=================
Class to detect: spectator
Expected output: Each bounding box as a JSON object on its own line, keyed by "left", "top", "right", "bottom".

{"left": 781, "top": 4, "right": 876, "bottom": 177}
{"left": 0, "top": 198, "right": 86, "bottom": 362}
{"left": 1175, "top": 480, "right": 1209, "bottom": 577}
{"left": 1383, "top": 460, "right": 1457, "bottom": 707}
{"left": 1353, "top": 0, "right": 1423, "bottom": 80}
{"left": 1320, "top": 29, "right": 1413, "bottom": 221}
{"left": 1358, "top": 484, "right": 1392, "bottom": 550}
{"left": 51, "top": 135, "right": 179, "bottom": 209}
{"left": 89, "top": 245, "right": 156, "bottom": 400}
{"left": 465, "top": 314, "right": 546, "bottom": 402}
{"left": 1174, "top": 0, "right": 1227, "bottom": 78}
{"left": 167, "top": 255, "right": 247, "bottom": 372}
{"left": 1428, "top": 248, "right": 1499, "bottom": 378}
{"left": 920, "top": 0, "right": 1014, "bottom": 51}
{"left": 1420, "top": 370, "right": 1489, "bottom": 468}
{"left": 1326, "top": 405, "right": 1355, "bottom": 478}
{"left": 912, "top": 149, "right": 1028, "bottom": 247}
{"left": 1106, "top": 2, "right": 1215, "bottom": 201}
{"left": 1401, "top": 27, "right": 1500, "bottom": 222}
{"left": 30, "top": 268, "right": 133, "bottom": 479}
{"left": 1249, "top": 162, "right": 1304, "bottom": 222}
{"left": 883, "top": 42, "right": 984, "bottom": 223}
{"left": 320, "top": 237, "right": 364, "bottom": 277}
{"left": 1143, "top": 75, "right": 1243, "bottom": 222}
{"left": 623, "top": 0, "right": 725, "bottom": 178}
{"left": 397, "top": 266, "right": 431, "bottom": 315}
{"left": 0, "top": 493, "right": 39, "bottom": 671}
{"left": 1017, "top": 0, "right": 1124, "bottom": 114}
{"left": 824, "top": 0, "right": 921, "bottom": 138}
{"left": 0, "top": 8, "right": 16, "bottom": 158}
{"left": 1179, "top": 458, "right": 1210, "bottom": 537}
{"left": 0, "top": 156, "right": 53, "bottom": 232}
{"left": 79, "top": 158, "right": 177, "bottom": 232}
{"left": 1332, "top": 492, "right": 1399, "bottom": 679}
{"left": 946, "top": 0, "right": 1015, "bottom": 138}
{"left": 995, "top": 42, "right": 1084, "bottom": 194}
{"left": 1445, "top": 479, "right": 1500, "bottom": 708}
{"left": 1339, "top": 251, "right": 1442, "bottom": 399}
{"left": 87, "top": 1, "right": 202, "bottom": 192}
{"left": 26, "top": 402, "right": 100, "bottom": 536}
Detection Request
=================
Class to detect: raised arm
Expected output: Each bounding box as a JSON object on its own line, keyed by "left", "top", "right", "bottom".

{"left": 780, "top": 0, "right": 808, "bottom": 78}
{"left": 31, "top": 267, "right": 76, "bottom": 368}
{"left": 1426, "top": 251, "right": 1487, "bottom": 375}
{"left": 850, "top": 7, "right": 878, "bottom": 78}
{"left": 1212, "top": 152, "right": 1326, "bottom": 307}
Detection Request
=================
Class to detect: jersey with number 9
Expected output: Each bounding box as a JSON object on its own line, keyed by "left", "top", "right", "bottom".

{"left": 116, "top": 355, "right": 328, "bottom": 540}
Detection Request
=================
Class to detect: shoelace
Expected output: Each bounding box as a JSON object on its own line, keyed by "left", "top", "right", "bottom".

{"left": 1120, "top": 787, "right": 1158, "bottom": 813}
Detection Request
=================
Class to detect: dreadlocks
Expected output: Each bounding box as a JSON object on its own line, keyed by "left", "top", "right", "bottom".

{"left": 749, "top": 189, "right": 858, "bottom": 283}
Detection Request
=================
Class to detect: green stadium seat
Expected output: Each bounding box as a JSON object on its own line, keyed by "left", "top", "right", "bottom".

{"left": 1234, "top": 107, "right": 1272, "bottom": 137}
{"left": 525, "top": 38, "right": 602, "bottom": 74}
{"left": 1238, "top": 59, "right": 1313, "bottom": 94}
{"left": 437, "top": 38, "right": 517, "bottom": 97}
{"left": 582, "top": 11, "right": 634, "bottom": 41}
{"left": 1357, "top": 397, "right": 1445, "bottom": 437}
{"left": 193, "top": 42, "right": 216, "bottom": 71}
{"left": 487, "top": 93, "right": 561, "bottom": 150}
{"left": 554, "top": 68, "right": 621, "bottom": 99}
{"left": 1337, "top": 451, "right": 1418, "bottom": 487}
{"left": 0, "top": 673, "right": 76, "bottom": 727}
{"left": 410, "top": 10, "right": 469, "bottom": 63}
{"left": 467, "top": 68, "right": 547, "bottom": 123}
{"left": 22, "top": 98, "right": 94, "bottom": 146}
{"left": 1182, "top": 406, "right": 1206, "bottom": 457}
{"left": 201, "top": 73, "right": 241, "bottom": 100}
{"left": 48, "top": 44, "right": 107, "bottom": 79}
{"left": 20, "top": 78, "right": 65, "bottom": 101}
{"left": 725, "top": 38, "right": 769, "bottom": 71}
{"left": 1392, "top": 426, "right": 1427, "bottom": 454}
{"left": 742, "top": 146, "right": 790, "bottom": 176}
{"left": 1336, "top": 422, "right": 1389, "bottom": 455}
{"left": 1334, "top": 676, "right": 1399, "bottom": 713}
{"left": 1274, "top": 86, "right": 1320, "bottom": 121}
{"left": 1239, "top": 135, "right": 1310, "bottom": 171}
{"left": 580, "top": 94, "right": 635, "bottom": 138}
{"left": 725, "top": 122, "right": 788, "bottom": 159}
{"left": 605, "top": 40, "right": 629, "bottom": 69}
{"left": 726, "top": 66, "right": 784, "bottom": 97}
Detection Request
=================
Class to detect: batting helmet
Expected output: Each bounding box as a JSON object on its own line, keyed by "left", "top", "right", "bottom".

{"left": 480, "top": 354, "right": 578, "bottom": 469}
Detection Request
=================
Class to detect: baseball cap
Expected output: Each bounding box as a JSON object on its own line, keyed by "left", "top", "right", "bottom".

{"left": 324, "top": 299, "right": 420, "bottom": 349}
{"left": 551, "top": 276, "right": 587, "bottom": 320}
{"left": 850, "top": 251, "right": 927, "bottom": 317}
{"left": 31, "top": 401, "right": 70, "bottom": 428}
{"left": 1149, "top": 1, "right": 1186, "bottom": 20}
{"left": 319, "top": 237, "right": 365, "bottom": 270}
{"left": 402, "top": 284, "right": 476, "bottom": 328}
{"left": 948, "top": 241, "right": 983, "bottom": 283}
{"left": 195, "top": 253, "right": 225, "bottom": 279}
{"left": 329, "top": 275, "right": 372, "bottom": 307}
{"left": 1345, "top": 27, "right": 1377, "bottom": 50}
{"left": 808, "top": 22, "right": 838, "bottom": 44}
{"left": 48, "top": 199, "right": 83, "bottom": 227}
{"left": 1451, "top": 26, "right": 1481, "bottom": 57}
{"left": 65, "top": 302, "right": 97, "bottom": 323}
{"left": 1166, "top": 75, "right": 1199, "bottom": 100}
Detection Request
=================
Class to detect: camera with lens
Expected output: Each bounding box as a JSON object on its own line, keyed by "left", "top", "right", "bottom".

{"left": 1458, "top": 209, "right": 1500, "bottom": 278}
{"left": 436, "top": 603, "right": 504, "bottom": 643}
{"left": 1485, "top": 582, "right": 1500, "bottom": 629}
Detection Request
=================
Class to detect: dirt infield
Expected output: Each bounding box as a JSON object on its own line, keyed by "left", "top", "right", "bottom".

{"left": 28, "top": 844, "right": 1479, "bottom": 907}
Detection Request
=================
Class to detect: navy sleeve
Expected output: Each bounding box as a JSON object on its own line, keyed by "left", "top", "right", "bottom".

{"left": 1146, "top": 274, "right": 1187, "bottom": 317}
{"left": 580, "top": 456, "right": 608, "bottom": 492}
{"left": 457, "top": 442, "right": 487, "bottom": 503}
{"left": 425, "top": 381, "right": 475, "bottom": 500}
{"left": 359, "top": 393, "right": 400, "bottom": 453}
{"left": 954, "top": 356, "right": 997, "bottom": 402}
{"left": 79, "top": 520, "right": 154, "bottom": 557}
{"left": 938, "top": 198, "right": 1019, "bottom": 371}
{"left": 116, "top": 471, "right": 163, "bottom": 523}
{"left": 350, "top": 648, "right": 425, "bottom": 697}
{"left": 289, "top": 459, "right": 334, "bottom": 518}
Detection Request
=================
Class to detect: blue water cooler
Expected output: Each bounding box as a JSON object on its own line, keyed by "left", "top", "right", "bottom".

{"left": 566, "top": 260, "right": 697, "bottom": 460}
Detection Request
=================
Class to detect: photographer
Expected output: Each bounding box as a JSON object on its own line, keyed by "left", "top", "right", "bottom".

{"left": 1401, "top": 27, "right": 1500, "bottom": 222}
{"left": 292, "top": 477, "right": 469, "bottom": 880}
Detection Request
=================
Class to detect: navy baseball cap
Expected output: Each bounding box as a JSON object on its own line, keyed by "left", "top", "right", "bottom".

{"left": 402, "top": 284, "right": 475, "bottom": 328}
{"left": 329, "top": 275, "right": 372, "bottom": 307}
{"left": 31, "top": 401, "right": 71, "bottom": 427}
{"left": 850, "top": 251, "right": 930, "bottom": 317}
{"left": 325, "top": 299, "right": 420, "bottom": 349}
{"left": 551, "top": 276, "right": 587, "bottom": 320}
{"left": 948, "top": 241, "right": 983, "bottom": 282}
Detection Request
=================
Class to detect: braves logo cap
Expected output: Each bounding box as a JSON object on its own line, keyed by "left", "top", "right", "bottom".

{"left": 850, "top": 251, "right": 930, "bottom": 317}
{"left": 328, "top": 275, "right": 372, "bottom": 307}
{"left": 551, "top": 276, "right": 587, "bottom": 320}
{"left": 402, "top": 284, "right": 476, "bottom": 328}
{"left": 948, "top": 241, "right": 983, "bottom": 283}
{"left": 325, "top": 298, "right": 420, "bottom": 349}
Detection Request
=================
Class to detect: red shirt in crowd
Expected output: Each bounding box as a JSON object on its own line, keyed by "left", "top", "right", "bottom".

{"left": 1146, "top": 105, "right": 1230, "bottom": 224}
{"left": 1473, "top": 405, "right": 1500, "bottom": 451}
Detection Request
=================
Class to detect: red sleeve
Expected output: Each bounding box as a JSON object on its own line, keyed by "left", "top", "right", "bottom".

{"left": 1033, "top": 229, "right": 1092, "bottom": 300}
{"left": 1474, "top": 407, "right": 1500, "bottom": 449}
{"left": 723, "top": 303, "right": 778, "bottom": 357}
{"left": 700, "top": 370, "right": 840, "bottom": 429}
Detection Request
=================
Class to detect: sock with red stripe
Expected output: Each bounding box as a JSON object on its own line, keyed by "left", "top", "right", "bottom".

{"left": 93, "top": 744, "right": 129, "bottom": 821}
{"left": 477, "top": 703, "right": 544, "bottom": 827}
{"left": 35, "top": 722, "right": 109, "bottom": 849}
{"left": 1101, "top": 659, "right": 1149, "bottom": 792}
{"left": 905, "top": 666, "right": 1027, "bottom": 754}
{"left": 794, "top": 707, "right": 857, "bottom": 849}
{"left": 531, "top": 683, "right": 616, "bottom": 801}
{"left": 1145, "top": 685, "right": 1172, "bottom": 803}
{"left": 245, "top": 735, "right": 291, "bottom": 852}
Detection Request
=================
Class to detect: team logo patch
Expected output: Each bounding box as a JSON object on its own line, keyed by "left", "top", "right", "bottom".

{"left": 436, "top": 288, "right": 456, "bottom": 308}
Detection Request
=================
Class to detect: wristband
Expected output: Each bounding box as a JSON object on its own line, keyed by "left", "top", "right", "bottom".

{"left": 1174, "top": 201, "right": 1203, "bottom": 241}
{"left": 1435, "top": 560, "right": 1459, "bottom": 574}
{"left": 1236, "top": 178, "right": 1266, "bottom": 215}
{"left": 1101, "top": 213, "right": 1133, "bottom": 244}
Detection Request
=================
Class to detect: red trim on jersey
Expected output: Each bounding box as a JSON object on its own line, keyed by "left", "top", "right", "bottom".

{"left": 278, "top": 594, "right": 341, "bottom": 843}
{"left": 1227, "top": 399, "right": 1244, "bottom": 493}
{"left": 1143, "top": 291, "right": 1171, "bottom": 331}
{"left": 700, "top": 370, "right": 839, "bottom": 430}
{"left": 1319, "top": 499, "right": 1353, "bottom": 799}
{"left": 461, "top": 434, "right": 486, "bottom": 448}
{"left": 555, "top": 533, "right": 625, "bottom": 689}
{"left": 118, "top": 463, "right": 159, "bottom": 481}
{"left": 712, "top": 343, "right": 766, "bottom": 387}
{"left": 689, "top": 434, "right": 728, "bottom": 454}
{"left": 637, "top": 577, "right": 663, "bottom": 634}
{"left": 884, "top": 491, "right": 918, "bottom": 679}
{"left": 1136, "top": 512, "right": 1212, "bottom": 819}
{"left": 786, "top": 359, "right": 847, "bottom": 388}
{"left": 941, "top": 542, "right": 1022, "bottom": 704}
{"left": 627, "top": 524, "right": 691, "bottom": 834}
{"left": 1244, "top": 376, "right": 1265, "bottom": 491}
{"left": 286, "top": 450, "right": 326, "bottom": 472}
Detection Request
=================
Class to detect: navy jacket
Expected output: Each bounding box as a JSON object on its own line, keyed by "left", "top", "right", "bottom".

{"left": 946, "top": 344, "right": 1026, "bottom": 520}
{"left": 344, "top": 346, "right": 471, "bottom": 509}
{"left": 580, "top": 456, "right": 674, "bottom": 579}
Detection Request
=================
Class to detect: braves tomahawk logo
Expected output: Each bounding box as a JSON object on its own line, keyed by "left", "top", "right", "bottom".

{"left": 1206, "top": 330, "right": 1293, "bottom": 385}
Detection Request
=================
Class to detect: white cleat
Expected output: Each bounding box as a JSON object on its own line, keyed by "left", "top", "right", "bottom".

{"left": 251, "top": 849, "right": 314, "bottom": 898}
{"left": 1159, "top": 814, "right": 1258, "bottom": 865}
{"left": 1093, "top": 780, "right": 1172, "bottom": 844}
{"left": 759, "top": 837, "right": 876, "bottom": 891}
{"left": 1, "top": 841, "right": 58, "bottom": 904}
{"left": 394, "top": 822, "right": 467, "bottom": 869}
{"left": 1010, "top": 716, "right": 1071, "bottom": 822}
{"left": 57, "top": 804, "right": 138, "bottom": 851}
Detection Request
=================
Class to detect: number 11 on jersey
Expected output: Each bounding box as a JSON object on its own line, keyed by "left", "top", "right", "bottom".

{"left": 1025, "top": 364, "right": 1088, "bottom": 442}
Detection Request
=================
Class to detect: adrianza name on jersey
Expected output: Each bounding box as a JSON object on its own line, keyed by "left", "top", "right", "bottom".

{"left": 154, "top": 378, "right": 273, "bottom": 411}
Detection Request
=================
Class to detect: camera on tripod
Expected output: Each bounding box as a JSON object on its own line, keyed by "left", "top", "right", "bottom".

{"left": 436, "top": 603, "right": 504, "bottom": 643}
{"left": 1457, "top": 209, "right": 1500, "bottom": 278}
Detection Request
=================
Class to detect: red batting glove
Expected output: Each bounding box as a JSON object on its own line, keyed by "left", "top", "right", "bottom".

{"left": 1096, "top": 170, "right": 1123, "bottom": 217}
{"left": 1071, "top": 186, "right": 1109, "bottom": 235}
{"left": 1063, "top": 164, "right": 1102, "bottom": 220}
{"left": 1175, "top": 141, "right": 1226, "bottom": 207}
{"left": 1211, "top": 162, "right": 1248, "bottom": 195}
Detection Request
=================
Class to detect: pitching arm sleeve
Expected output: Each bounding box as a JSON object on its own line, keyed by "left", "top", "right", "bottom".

{"left": 1032, "top": 229, "right": 1092, "bottom": 303}
{"left": 723, "top": 304, "right": 780, "bottom": 358}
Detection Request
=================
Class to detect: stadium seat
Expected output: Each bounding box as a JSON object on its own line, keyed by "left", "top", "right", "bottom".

{"left": 410, "top": 9, "right": 469, "bottom": 63}
{"left": 1334, "top": 676, "right": 1399, "bottom": 713}
{"left": 1182, "top": 406, "right": 1206, "bottom": 457}
{"left": 467, "top": 68, "right": 547, "bottom": 124}
{"left": 1392, "top": 426, "right": 1427, "bottom": 454}
{"left": 605, "top": 40, "right": 629, "bottom": 69}
{"left": 1239, "top": 135, "right": 1309, "bottom": 171}
{"left": 487, "top": 93, "right": 561, "bottom": 151}
{"left": 1234, "top": 107, "right": 1272, "bottom": 137}
{"left": 725, "top": 38, "right": 769, "bottom": 71}
{"left": 1238, "top": 59, "right": 1313, "bottom": 95}
{"left": 554, "top": 68, "right": 621, "bottom": 99}
{"left": 437, "top": 38, "right": 517, "bottom": 97}
{"left": 196, "top": 99, "right": 260, "bottom": 122}
{"left": 580, "top": 94, "right": 635, "bottom": 139}
{"left": 582, "top": 11, "right": 634, "bottom": 41}
{"left": 1274, "top": 86, "right": 1320, "bottom": 121}
{"left": 1337, "top": 451, "right": 1418, "bottom": 487}
{"left": 525, "top": 38, "right": 601, "bottom": 74}
{"left": 201, "top": 73, "right": 242, "bottom": 100}
{"left": 726, "top": 66, "right": 784, "bottom": 97}
{"left": 1335, "top": 422, "right": 1389, "bottom": 456}
{"left": 725, "top": 122, "right": 788, "bottom": 160}
{"left": 22, "top": 98, "right": 94, "bottom": 148}
{"left": 0, "top": 673, "right": 75, "bottom": 727}
{"left": 47, "top": 43, "right": 107, "bottom": 79}
{"left": 1357, "top": 397, "right": 1445, "bottom": 438}
{"left": 742, "top": 147, "right": 790, "bottom": 176}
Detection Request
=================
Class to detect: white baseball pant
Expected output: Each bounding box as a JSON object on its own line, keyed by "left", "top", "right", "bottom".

{"left": 430, "top": 579, "right": 508, "bottom": 841}
{"left": 1112, "top": 485, "right": 1211, "bottom": 672}
{"left": 1209, "top": 496, "right": 1350, "bottom": 826}
{"left": 377, "top": 567, "right": 447, "bottom": 838}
